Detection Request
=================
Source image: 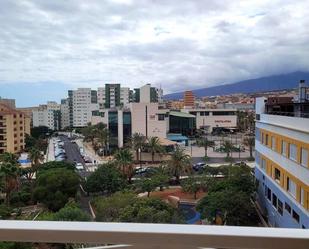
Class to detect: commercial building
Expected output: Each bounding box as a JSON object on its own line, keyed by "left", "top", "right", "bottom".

{"left": 182, "top": 108, "right": 237, "bottom": 133}
{"left": 32, "top": 101, "right": 61, "bottom": 130}
{"left": 0, "top": 103, "right": 31, "bottom": 154}
{"left": 255, "top": 81, "right": 309, "bottom": 228}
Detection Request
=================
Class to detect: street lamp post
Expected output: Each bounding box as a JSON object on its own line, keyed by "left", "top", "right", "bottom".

{"left": 138, "top": 148, "right": 142, "bottom": 168}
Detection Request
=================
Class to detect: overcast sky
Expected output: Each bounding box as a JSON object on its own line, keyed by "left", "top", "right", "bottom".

{"left": 0, "top": 0, "right": 309, "bottom": 106}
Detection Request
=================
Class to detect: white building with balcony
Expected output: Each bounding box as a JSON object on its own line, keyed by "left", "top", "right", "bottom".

{"left": 255, "top": 92, "right": 309, "bottom": 228}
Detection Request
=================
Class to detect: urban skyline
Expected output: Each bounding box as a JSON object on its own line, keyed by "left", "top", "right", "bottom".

{"left": 1, "top": 0, "right": 309, "bottom": 107}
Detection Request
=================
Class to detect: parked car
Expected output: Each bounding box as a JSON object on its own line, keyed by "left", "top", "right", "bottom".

{"left": 192, "top": 162, "right": 206, "bottom": 171}
{"left": 75, "top": 162, "right": 84, "bottom": 171}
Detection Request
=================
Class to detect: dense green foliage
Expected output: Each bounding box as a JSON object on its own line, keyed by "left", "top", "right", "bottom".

{"left": 81, "top": 123, "right": 109, "bottom": 155}
{"left": 93, "top": 192, "right": 184, "bottom": 223}
{"left": 34, "top": 168, "right": 80, "bottom": 211}
{"left": 0, "top": 242, "right": 33, "bottom": 249}
{"left": 119, "top": 197, "right": 184, "bottom": 224}
{"left": 30, "top": 126, "right": 50, "bottom": 139}
{"left": 85, "top": 163, "right": 126, "bottom": 194}
{"left": 93, "top": 192, "right": 135, "bottom": 222}
{"left": 37, "top": 161, "right": 75, "bottom": 173}
{"left": 197, "top": 165, "right": 258, "bottom": 226}
{"left": 0, "top": 153, "right": 20, "bottom": 206}
{"left": 181, "top": 175, "right": 213, "bottom": 199}
{"left": 39, "top": 201, "right": 90, "bottom": 221}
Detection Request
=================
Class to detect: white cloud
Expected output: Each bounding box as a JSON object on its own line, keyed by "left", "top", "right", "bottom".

{"left": 0, "top": 0, "right": 308, "bottom": 93}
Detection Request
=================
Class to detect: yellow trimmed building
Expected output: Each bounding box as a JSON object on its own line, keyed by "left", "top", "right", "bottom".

{"left": 0, "top": 103, "right": 31, "bottom": 154}
{"left": 255, "top": 92, "right": 309, "bottom": 228}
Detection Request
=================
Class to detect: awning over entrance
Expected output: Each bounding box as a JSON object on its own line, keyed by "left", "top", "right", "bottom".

{"left": 169, "top": 111, "right": 195, "bottom": 118}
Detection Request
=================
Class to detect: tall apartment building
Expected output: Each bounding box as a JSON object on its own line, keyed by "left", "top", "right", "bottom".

{"left": 0, "top": 103, "right": 31, "bottom": 154}
{"left": 97, "top": 84, "right": 130, "bottom": 109}
{"left": 255, "top": 81, "right": 309, "bottom": 228}
{"left": 184, "top": 91, "right": 195, "bottom": 109}
{"left": 32, "top": 101, "right": 61, "bottom": 130}
{"left": 133, "top": 84, "right": 159, "bottom": 103}
{"left": 60, "top": 99, "right": 70, "bottom": 129}
{"left": 68, "top": 88, "right": 98, "bottom": 127}
{"left": 0, "top": 97, "right": 16, "bottom": 109}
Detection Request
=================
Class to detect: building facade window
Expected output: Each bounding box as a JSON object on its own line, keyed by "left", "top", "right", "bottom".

{"left": 271, "top": 136, "right": 276, "bottom": 150}
{"left": 301, "top": 148, "right": 308, "bottom": 167}
{"left": 282, "top": 141, "right": 287, "bottom": 156}
{"left": 292, "top": 210, "right": 300, "bottom": 223}
{"left": 278, "top": 199, "right": 283, "bottom": 216}
{"left": 261, "top": 158, "right": 266, "bottom": 171}
{"left": 267, "top": 187, "right": 271, "bottom": 201}
{"left": 287, "top": 177, "right": 297, "bottom": 198}
{"left": 158, "top": 114, "right": 165, "bottom": 121}
{"left": 289, "top": 143, "right": 297, "bottom": 162}
{"left": 272, "top": 193, "right": 277, "bottom": 208}
{"left": 274, "top": 168, "right": 281, "bottom": 183}
{"left": 265, "top": 134, "right": 269, "bottom": 146}
{"left": 300, "top": 188, "right": 304, "bottom": 206}
{"left": 285, "top": 202, "right": 291, "bottom": 214}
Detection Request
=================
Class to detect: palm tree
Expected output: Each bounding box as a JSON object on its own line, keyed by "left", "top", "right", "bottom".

{"left": 167, "top": 146, "right": 192, "bottom": 183}
{"left": 0, "top": 153, "right": 19, "bottom": 206}
{"left": 26, "top": 147, "right": 44, "bottom": 203}
{"left": 147, "top": 137, "right": 164, "bottom": 163}
{"left": 196, "top": 137, "right": 215, "bottom": 157}
{"left": 130, "top": 133, "right": 146, "bottom": 162}
{"left": 95, "top": 123, "right": 109, "bottom": 155}
{"left": 222, "top": 140, "right": 233, "bottom": 158}
{"left": 244, "top": 136, "right": 255, "bottom": 159}
{"left": 29, "top": 147, "right": 44, "bottom": 166}
{"left": 114, "top": 148, "right": 134, "bottom": 183}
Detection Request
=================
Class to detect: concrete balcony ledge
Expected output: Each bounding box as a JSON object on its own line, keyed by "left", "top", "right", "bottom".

{"left": 0, "top": 221, "right": 309, "bottom": 249}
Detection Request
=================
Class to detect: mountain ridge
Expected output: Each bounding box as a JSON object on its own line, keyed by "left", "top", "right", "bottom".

{"left": 164, "top": 71, "right": 309, "bottom": 100}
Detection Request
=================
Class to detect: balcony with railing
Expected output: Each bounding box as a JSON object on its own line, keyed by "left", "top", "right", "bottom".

{"left": 0, "top": 221, "right": 308, "bottom": 249}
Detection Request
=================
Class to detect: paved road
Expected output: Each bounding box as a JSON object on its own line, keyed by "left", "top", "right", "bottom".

{"left": 60, "top": 136, "right": 92, "bottom": 178}
{"left": 61, "top": 136, "right": 84, "bottom": 165}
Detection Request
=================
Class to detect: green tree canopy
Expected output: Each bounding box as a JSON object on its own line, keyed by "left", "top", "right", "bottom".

{"left": 93, "top": 192, "right": 136, "bottom": 222}
{"left": 37, "top": 161, "right": 75, "bottom": 173}
{"left": 39, "top": 201, "right": 90, "bottom": 221}
{"left": 0, "top": 154, "right": 20, "bottom": 206}
{"left": 34, "top": 168, "right": 80, "bottom": 211}
{"left": 85, "top": 163, "right": 126, "bottom": 194}
{"left": 196, "top": 165, "right": 258, "bottom": 226}
{"left": 119, "top": 197, "right": 184, "bottom": 224}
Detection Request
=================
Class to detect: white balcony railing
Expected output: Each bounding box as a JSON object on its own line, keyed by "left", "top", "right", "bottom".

{"left": 0, "top": 221, "right": 309, "bottom": 249}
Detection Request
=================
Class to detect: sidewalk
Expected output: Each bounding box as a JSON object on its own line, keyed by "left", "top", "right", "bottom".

{"left": 46, "top": 138, "right": 55, "bottom": 162}
{"left": 75, "top": 139, "right": 108, "bottom": 165}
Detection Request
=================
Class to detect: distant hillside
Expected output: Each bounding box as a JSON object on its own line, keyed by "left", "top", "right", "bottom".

{"left": 164, "top": 71, "right": 309, "bottom": 100}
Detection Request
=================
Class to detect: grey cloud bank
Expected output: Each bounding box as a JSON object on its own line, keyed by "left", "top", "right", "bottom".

{"left": 0, "top": 0, "right": 309, "bottom": 102}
